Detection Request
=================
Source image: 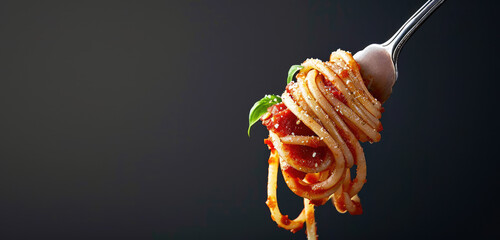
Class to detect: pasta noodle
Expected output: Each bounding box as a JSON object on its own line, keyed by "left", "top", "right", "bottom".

{"left": 259, "top": 50, "right": 383, "bottom": 239}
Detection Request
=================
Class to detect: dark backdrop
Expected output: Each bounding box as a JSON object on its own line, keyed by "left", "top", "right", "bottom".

{"left": 1, "top": 0, "right": 498, "bottom": 239}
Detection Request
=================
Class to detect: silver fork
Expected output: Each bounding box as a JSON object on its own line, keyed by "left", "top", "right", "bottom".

{"left": 354, "top": 0, "right": 446, "bottom": 103}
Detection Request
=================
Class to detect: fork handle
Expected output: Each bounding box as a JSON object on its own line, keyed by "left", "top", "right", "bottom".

{"left": 383, "top": 0, "right": 446, "bottom": 63}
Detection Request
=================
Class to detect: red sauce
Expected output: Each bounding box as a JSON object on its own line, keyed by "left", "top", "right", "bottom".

{"left": 280, "top": 215, "right": 291, "bottom": 225}
{"left": 262, "top": 103, "right": 315, "bottom": 137}
{"left": 350, "top": 201, "right": 363, "bottom": 215}
{"left": 266, "top": 197, "right": 277, "bottom": 209}
{"left": 264, "top": 138, "right": 274, "bottom": 150}
{"left": 339, "top": 69, "right": 349, "bottom": 79}
{"left": 335, "top": 196, "right": 347, "bottom": 213}
{"left": 268, "top": 153, "right": 277, "bottom": 165}
{"left": 322, "top": 77, "right": 347, "bottom": 104}
{"left": 281, "top": 163, "right": 306, "bottom": 180}
{"left": 303, "top": 137, "right": 324, "bottom": 148}
{"left": 378, "top": 123, "right": 384, "bottom": 132}
{"left": 310, "top": 198, "right": 329, "bottom": 206}
{"left": 290, "top": 224, "right": 303, "bottom": 233}
{"left": 262, "top": 103, "right": 330, "bottom": 170}
{"left": 284, "top": 145, "right": 329, "bottom": 170}
{"left": 304, "top": 173, "right": 319, "bottom": 184}
{"left": 306, "top": 209, "right": 315, "bottom": 223}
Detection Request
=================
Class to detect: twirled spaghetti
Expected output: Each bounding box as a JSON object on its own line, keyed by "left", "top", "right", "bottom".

{"left": 259, "top": 50, "right": 383, "bottom": 239}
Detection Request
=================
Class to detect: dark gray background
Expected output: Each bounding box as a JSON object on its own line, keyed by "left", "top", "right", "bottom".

{"left": 1, "top": 0, "right": 498, "bottom": 239}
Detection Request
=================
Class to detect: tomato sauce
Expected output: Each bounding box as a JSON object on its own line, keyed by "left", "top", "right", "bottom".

{"left": 283, "top": 144, "right": 330, "bottom": 170}
{"left": 322, "top": 77, "right": 347, "bottom": 105}
{"left": 264, "top": 138, "right": 274, "bottom": 150}
{"left": 310, "top": 198, "right": 329, "bottom": 206}
{"left": 281, "top": 163, "right": 306, "bottom": 180}
{"left": 262, "top": 103, "right": 331, "bottom": 170}
{"left": 280, "top": 215, "right": 291, "bottom": 225}
{"left": 290, "top": 224, "right": 303, "bottom": 233}
{"left": 335, "top": 195, "right": 347, "bottom": 212}
{"left": 266, "top": 197, "right": 277, "bottom": 209}
{"left": 261, "top": 103, "right": 314, "bottom": 137}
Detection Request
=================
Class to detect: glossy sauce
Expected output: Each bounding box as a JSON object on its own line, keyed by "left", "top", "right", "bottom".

{"left": 262, "top": 103, "right": 315, "bottom": 137}
{"left": 262, "top": 103, "right": 330, "bottom": 170}
{"left": 322, "top": 77, "right": 347, "bottom": 105}
{"left": 280, "top": 215, "right": 291, "bottom": 225}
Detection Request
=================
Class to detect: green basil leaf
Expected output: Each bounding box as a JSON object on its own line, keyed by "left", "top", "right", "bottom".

{"left": 287, "top": 65, "right": 304, "bottom": 84}
{"left": 248, "top": 94, "right": 282, "bottom": 137}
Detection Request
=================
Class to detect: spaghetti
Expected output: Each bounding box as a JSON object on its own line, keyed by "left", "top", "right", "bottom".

{"left": 257, "top": 50, "right": 383, "bottom": 239}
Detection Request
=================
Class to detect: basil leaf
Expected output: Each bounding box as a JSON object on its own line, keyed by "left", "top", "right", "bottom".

{"left": 248, "top": 94, "right": 282, "bottom": 136}
{"left": 287, "top": 65, "right": 304, "bottom": 84}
